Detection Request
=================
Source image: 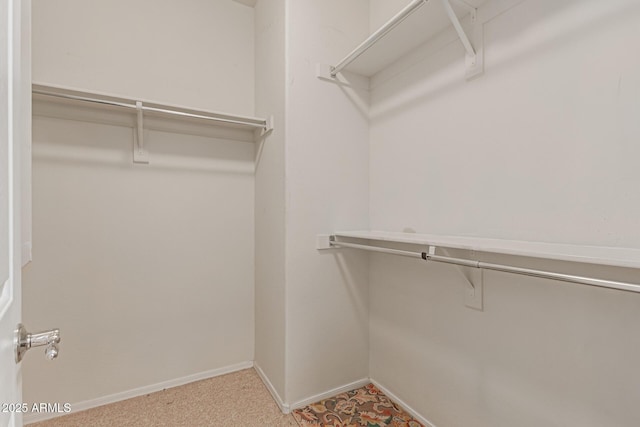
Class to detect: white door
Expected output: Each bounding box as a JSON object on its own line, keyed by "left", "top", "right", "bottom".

{"left": 1, "top": 1, "right": 28, "bottom": 426}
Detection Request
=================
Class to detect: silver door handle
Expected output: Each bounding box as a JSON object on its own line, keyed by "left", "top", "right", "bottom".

{"left": 15, "top": 324, "right": 61, "bottom": 363}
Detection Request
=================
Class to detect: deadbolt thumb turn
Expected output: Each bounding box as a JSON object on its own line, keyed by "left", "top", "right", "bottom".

{"left": 15, "top": 324, "right": 61, "bottom": 363}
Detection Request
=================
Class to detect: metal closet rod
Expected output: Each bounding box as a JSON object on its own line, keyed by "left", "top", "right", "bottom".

{"left": 330, "top": 0, "right": 428, "bottom": 77}
{"left": 33, "top": 89, "right": 269, "bottom": 130}
{"left": 329, "top": 240, "right": 640, "bottom": 294}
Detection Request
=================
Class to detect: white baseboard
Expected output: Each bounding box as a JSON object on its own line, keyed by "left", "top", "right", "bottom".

{"left": 289, "top": 378, "right": 371, "bottom": 412}
{"left": 370, "top": 378, "right": 436, "bottom": 427}
{"left": 253, "top": 362, "right": 290, "bottom": 414}
{"left": 24, "top": 361, "right": 254, "bottom": 425}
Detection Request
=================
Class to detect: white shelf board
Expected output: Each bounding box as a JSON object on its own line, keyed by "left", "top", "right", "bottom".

{"left": 32, "top": 83, "right": 269, "bottom": 137}
{"left": 333, "top": 230, "right": 640, "bottom": 270}
{"left": 339, "top": 0, "right": 486, "bottom": 77}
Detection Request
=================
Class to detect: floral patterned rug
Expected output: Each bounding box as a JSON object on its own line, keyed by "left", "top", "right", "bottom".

{"left": 292, "top": 383, "right": 424, "bottom": 427}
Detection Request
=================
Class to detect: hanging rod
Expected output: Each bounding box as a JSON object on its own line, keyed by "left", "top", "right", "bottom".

{"left": 33, "top": 88, "right": 269, "bottom": 130}
{"left": 330, "top": 241, "right": 424, "bottom": 259}
{"left": 330, "top": 0, "right": 428, "bottom": 77}
{"left": 329, "top": 240, "right": 640, "bottom": 294}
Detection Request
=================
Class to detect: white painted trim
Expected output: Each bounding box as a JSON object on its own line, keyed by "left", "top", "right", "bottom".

{"left": 370, "top": 378, "right": 437, "bottom": 427}
{"left": 253, "top": 362, "right": 290, "bottom": 414}
{"left": 24, "top": 361, "right": 254, "bottom": 425}
{"left": 289, "top": 378, "right": 371, "bottom": 412}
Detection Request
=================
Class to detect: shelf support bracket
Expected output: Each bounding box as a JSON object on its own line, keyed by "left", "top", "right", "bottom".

{"left": 133, "top": 101, "right": 150, "bottom": 164}
{"left": 442, "top": 0, "right": 484, "bottom": 79}
{"left": 428, "top": 246, "right": 483, "bottom": 311}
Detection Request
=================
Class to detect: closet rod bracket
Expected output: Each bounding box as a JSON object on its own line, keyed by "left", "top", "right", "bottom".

{"left": 442, "top": 0, "right": 484, "bottom": 79}
{"left": 134, "top": 101, "right": 150, "bottom": 164}
{"left": 424, "top": 245, "right": 484, "bottom": 310}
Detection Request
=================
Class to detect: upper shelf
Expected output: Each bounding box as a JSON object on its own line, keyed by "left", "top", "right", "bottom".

{"left": 32, "top": 83, "right": 272, "bottom": 137}
{"left": 330, "top": 0, "right": 487, "bottom": 78}
{"left": 333, "top": 230, "right": 640, "bottom": 270}
{"left": 33, "top": 83, "right": 273, "bottom": 164}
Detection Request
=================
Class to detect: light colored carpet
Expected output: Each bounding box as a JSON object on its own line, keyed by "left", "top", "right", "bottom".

{"left": 29, "top": 368, "right": 298, "bottom": 427}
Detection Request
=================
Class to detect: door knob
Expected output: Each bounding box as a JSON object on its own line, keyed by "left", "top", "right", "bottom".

{"left": 15, "top": 324, "right": 61, "bottom": 363}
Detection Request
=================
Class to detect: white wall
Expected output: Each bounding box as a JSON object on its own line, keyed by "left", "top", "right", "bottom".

{"left": 368, "top": 0, "right": 640, "bottom": 425}
{"left": 254, "top": 0, "right": 287, "bottom": 402}
{"left": 370, "top": 0, "right": 640, "bottom": 247}
{"left": 254, "top": 0, "right": 372, "bottom": 408}
{"left": 23, "top": 0, "right": 256, "bottom": 412}
{"left": 32, "top": 0, "right": 255, "bottom": 116}
{"left": 284, "top": 0, "right": 370, "bottom": 405}
{"left": 24, "top": 116, "right": 255, "bottom": 406}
